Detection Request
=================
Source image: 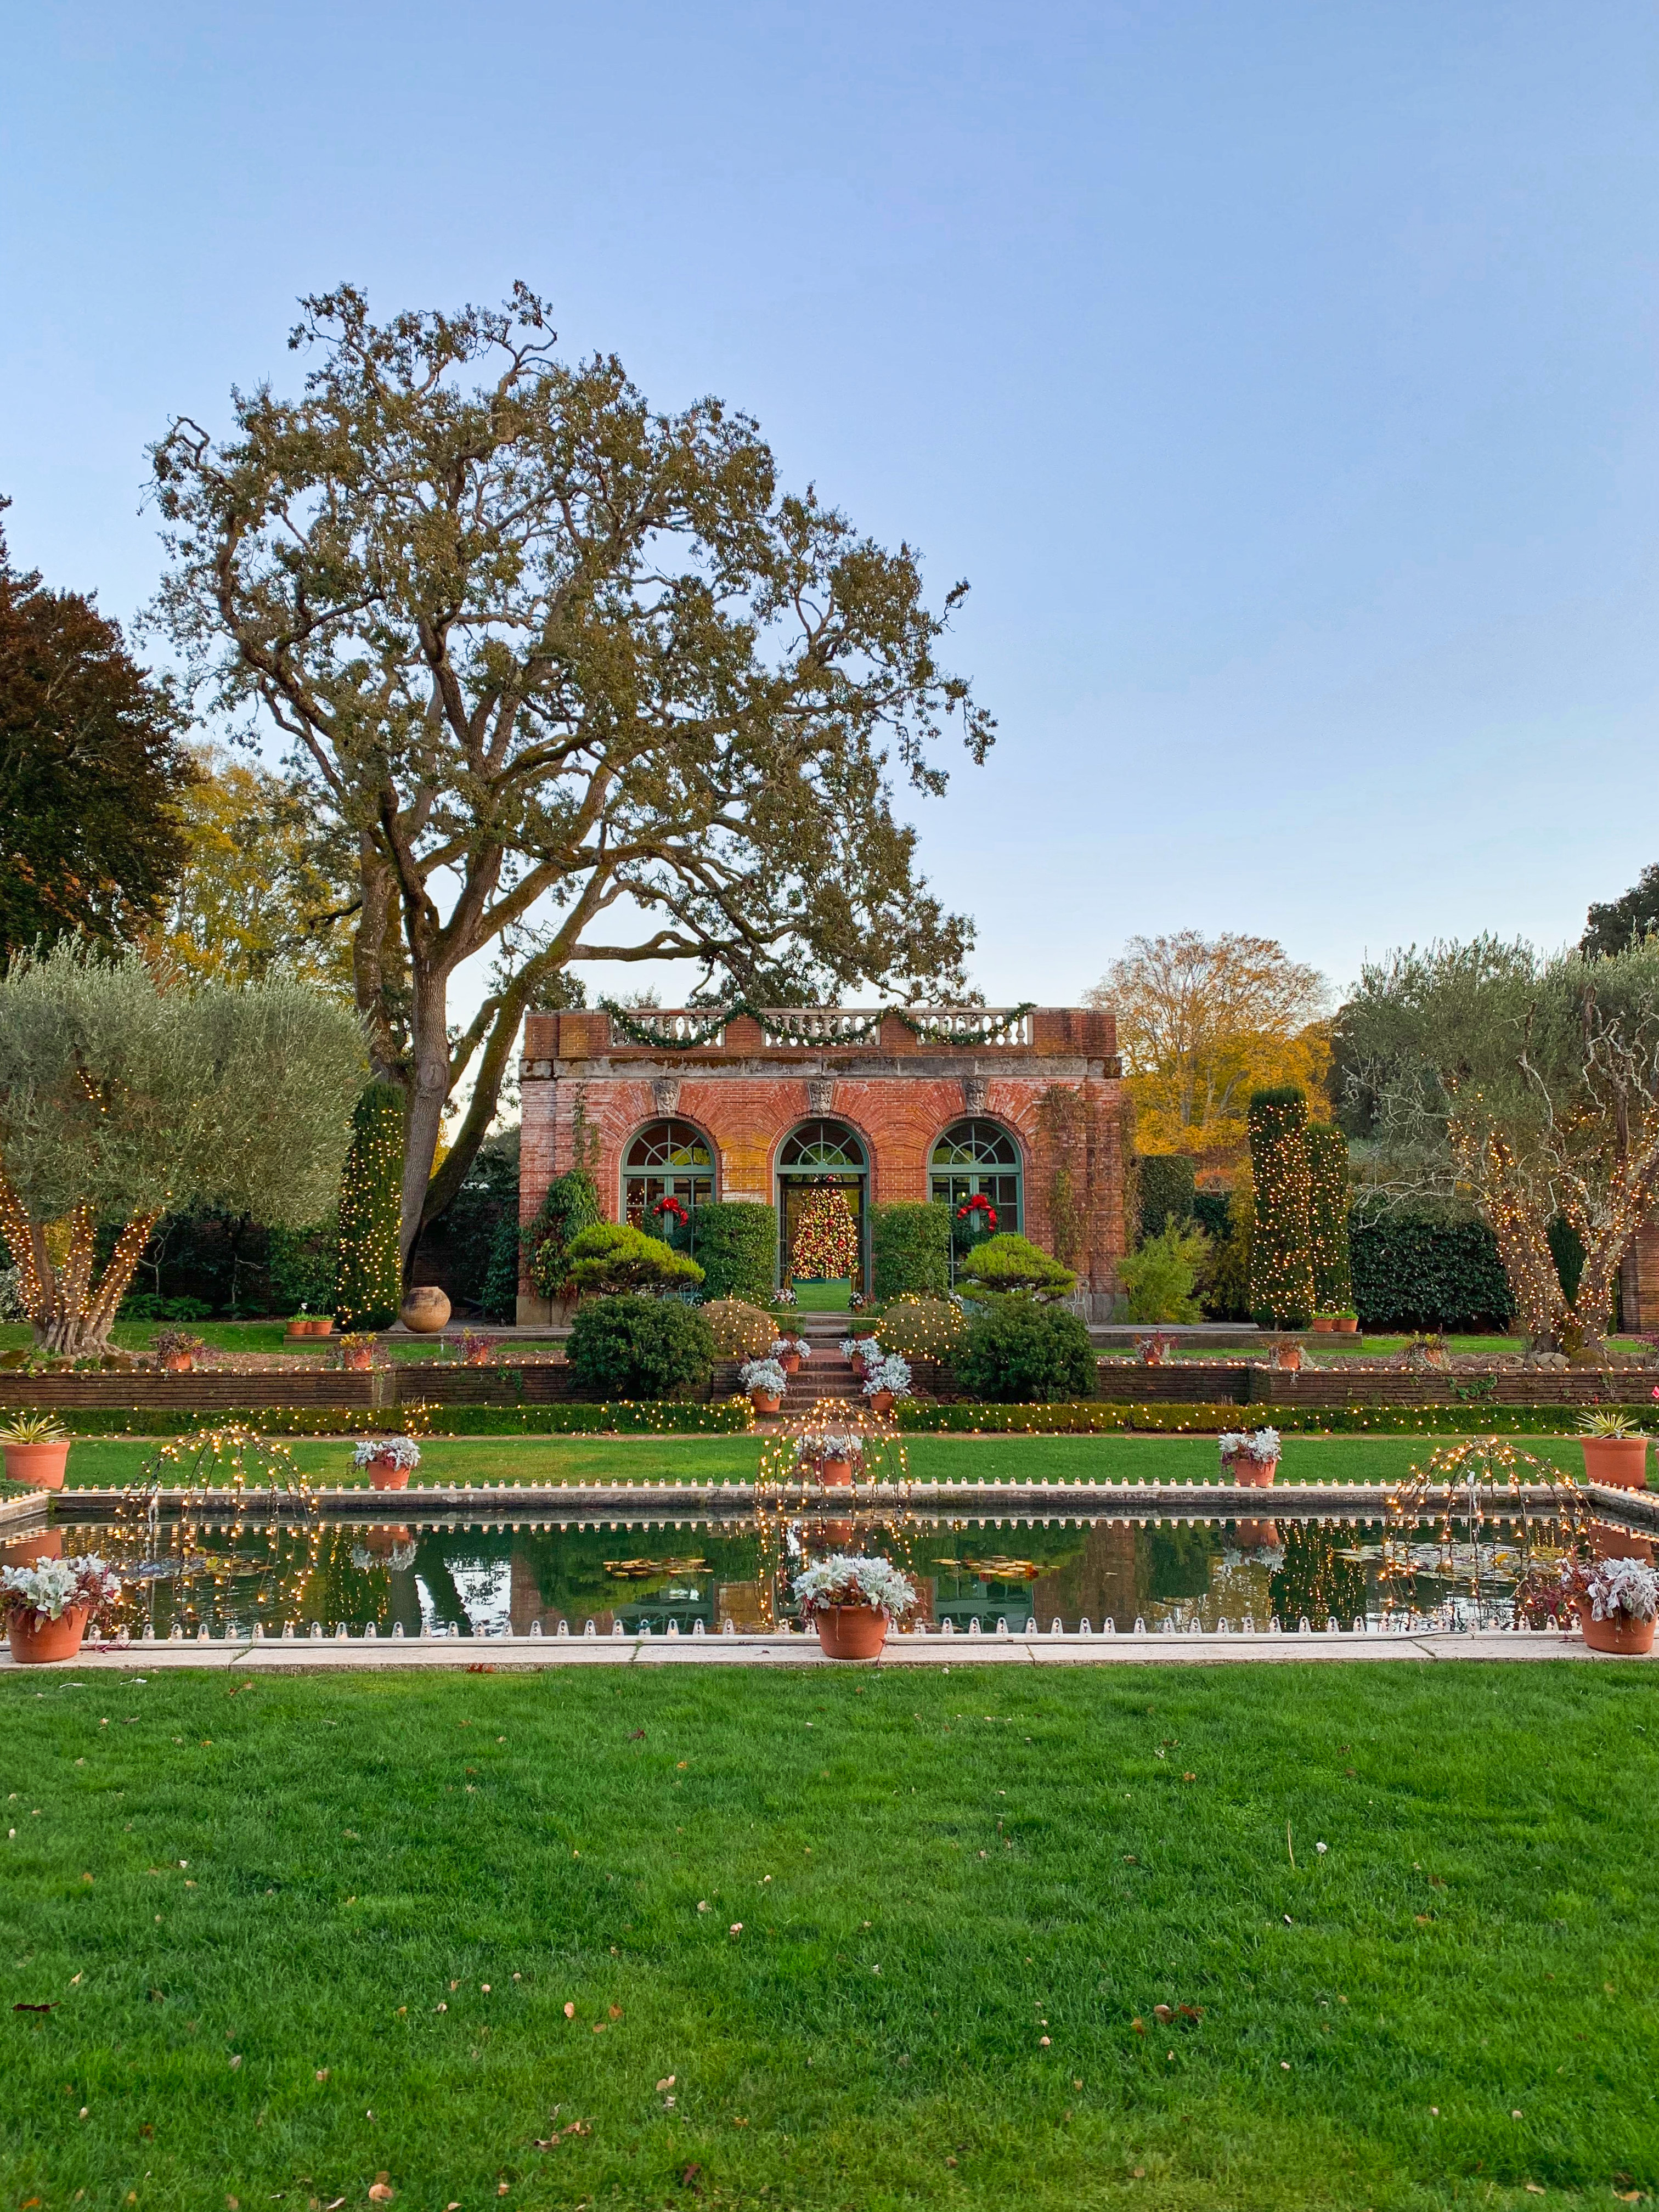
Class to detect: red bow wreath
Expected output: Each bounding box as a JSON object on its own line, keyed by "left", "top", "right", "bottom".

{"left": 652, "top": 1196, "right": 690, "bottom": 1226}
{"left": 957, "top": 1194, "right": 997, "bottom": 1231}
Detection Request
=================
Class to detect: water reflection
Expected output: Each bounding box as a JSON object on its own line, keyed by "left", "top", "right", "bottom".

{"left": 30, "top": 1507, "right": 1640, "bottom": 1640}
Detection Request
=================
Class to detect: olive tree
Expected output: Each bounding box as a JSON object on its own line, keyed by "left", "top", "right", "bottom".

{"left": 1341, "top": 935, "right": 1659, "bottom": 1350}
{"left": 0, "top": 940, "right": 365, "bottom": 1353}
{"left": 150, "top": 284, "right": 992, "bottom": 1267}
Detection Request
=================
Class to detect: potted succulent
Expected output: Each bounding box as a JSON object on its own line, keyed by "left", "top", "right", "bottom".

{"left": 795, "top": 1429, "right": 864, "bottom": 1488}
{"left": 2, "top": 1553, "right": 121, "bottom": 1664}
{"left": 0, "top": 1413, "right": 72, "bottom": 1491}
{"left": 772, "top": 1334, "right": 808, "bottom": 1377}
{"left": 738, "top": 1357, "right": 788, "bottom": 1414}
{"left": 1218, "top": 1427, "right": 1282, "bottom": 1487}
{"left": 794, "top": 1553, "right": 917, "bottom": 1659}
{"left": 1570, "top": 1556, "right": 1658, "bottom": 1655}
{"left": 352, "top": 1435, "right": 423, "bottom": 1491}
{"left": 154, "top": 1328, "right": 205, "bottom": 1374}
{"left": 1577, "top": 1410, "right": 1650, "bottom": 1491}
{"left": 339, "top": 1331, "right": 377, "bottom": 1373}
{"left": 862, "top": 1353, "right": 912, "bottom": 1414}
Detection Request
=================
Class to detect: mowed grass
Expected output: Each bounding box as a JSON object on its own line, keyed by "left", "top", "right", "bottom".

{"left": 2, "top": 1665, "right": 1655, "bottom": 2211}
{"left": 46, "top": 1431, "right": 1603, "bottom": 1493}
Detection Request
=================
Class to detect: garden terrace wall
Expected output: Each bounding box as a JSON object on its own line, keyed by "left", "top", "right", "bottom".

{"left": 1091, "top": 1361, "right": 1655, "bottom": 1408}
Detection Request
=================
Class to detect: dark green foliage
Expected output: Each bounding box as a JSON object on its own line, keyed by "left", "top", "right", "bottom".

{"left": 871, "top": 1201, "right": 951, "bottom": 1299}
{"left": 416, "top": 1132, "right": 518, "bottom": 1315}
{"left": 523, "top": 1170, "right": 602, "bottom": 1300}
{"left": 266, "top": 1219, "right": 337, "bottom": 1314}
{"left": 1191, "top": 1191, "right": 1232, "bottom": 1242}
{"left": 0, "top": 511, "right": 197, "bottom": 957}
{"left": 334, "top": 1084, "right": 405, "bottom": 1330}
{"left": 479, "top": 1215, "right": 522, "bottom": 1322}
{"left": 690, "top": 1201, "right": 777, "bottom": 1304}
{"left": 566, "top": 1295, "right": 716, "bottom": 1400}
{"left": 1548, "top": 1214, "right": 1586, "bottom": 1310}
{"left": 1138, "top": 1154, "right": 1197, "bottom": 1242}
{"left": 952, "top": 1300, "right": 1097, "bottom": 1403}
{"left": 1582, "top": 861, "right": 1659, "bottom": 958}
{"left": 1248, "top": 1087, "right": 1314, "bottom": 1328}
{"left": 1347, "top": 1207, "right": 1515, "bottom": 1331}
{"left": 1305, "top": 1124, "right": 1353, "bottom": 1311}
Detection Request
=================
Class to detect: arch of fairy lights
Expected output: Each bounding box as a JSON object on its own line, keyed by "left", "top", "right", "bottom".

{"left": 752, "top": 1397, "right": 921, "bottom": 1629}
{"left": 1379, "top": 1435, "right": 1593, "bottom": 1630}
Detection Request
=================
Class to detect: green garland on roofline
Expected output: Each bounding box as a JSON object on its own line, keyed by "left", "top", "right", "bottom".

{"left": 597, "top": 998, "right": 1038, "bottom": 1049}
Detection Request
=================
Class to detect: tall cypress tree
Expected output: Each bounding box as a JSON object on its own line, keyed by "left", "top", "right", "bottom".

{"left": 335, "top": 1083, "right": 405, "bottom": 1328}
{"left": 1247, "top": 1086, "right": 1315, "bottom": 1328}
{"left": 1305, "top": 1122, "right": 1353, "bottom": 1314}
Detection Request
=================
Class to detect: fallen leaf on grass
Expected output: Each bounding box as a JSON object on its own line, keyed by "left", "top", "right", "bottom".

{"left": 1153, "top": 2006, "right": 1173, "bottom": 2025}
{"left": 1525, "top": 2188, "right": 1545, "bottom": 2197}
{"left": 679, "top": 2165, "right": 701, "bottom": 2189}
{"left": 1178, "top": 2005, "right": 1204, "bottom": 2024}
{"left": 591, "top": 2022, "right": 606, "bottom": 2035}
{"left": 466, "top": 1663, "right": 496, "bottom": 1674}
{"left": 1130, "top": 2018, "right": 1145, "bottom": 2035}
{"left": 607, "top": 2005, "right": 622, "bottom": 2020}
{"left": 368, "top": 2187, "right": 394, "bottom": 2204}
{"left": 563, "top": 2001, "right": 575, "bottom": 2018}
{"left": 656, "top": 2076, "right": 676, "bottom": 2092}
{"left": 13, "top": 2002, "right": 56, "bottom": 2013}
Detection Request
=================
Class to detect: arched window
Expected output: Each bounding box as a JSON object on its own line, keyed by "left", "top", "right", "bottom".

{"left": 778, "top": 1119, "right": 868, "bottom": 1172}
{"left": 623, "top": 1119, "right": 715, "bottom": 1229}
{"left": 776, "top": 1120, "right": 869, "bottom": 1290}
{"left": 930, "top": 1118, "right": 1022, "bottom": 1238}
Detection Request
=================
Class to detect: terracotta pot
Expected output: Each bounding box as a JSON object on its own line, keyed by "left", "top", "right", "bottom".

{"left": 849, "top": 1355, "right": 867, "bottom": 1381}
{"left": 1222, "top": 1453, "right": 1278, "bottom": 1488}
{"left": 2, "top": 1440, "right": 70, "bottom": 1491}
{"left": 360, "top": 1523, "right": 414, "bottom": 1558}
{"left": 307, "top": 1317, "right": 335, "bottom": 1337}
{"left": 462, "top": 1348, "right": 494, "bottom": 1368}
{"left": 2, "top": 1530, "right": 63, "bottom": 1568}
{"left": 284, "top": 1323, "right": 310, "bottom": 1342}
{"left": 365, "top": 1454, "right": 411, "bottom": 1491}
{"left": 817, "top": 1519, "right": 856, "bottom": 1548}
{"left": 1590, "top": 1522, "right": 1654, "bottom": 1564}
{"left": 8, "top": 1604, "right": 89, "bottom": 1664}
{"left": 1311, "top": 1316, "right": 1336, "bottom": 1334}
{"left": 400, "top": 1285, "right": 452, "bottom": 1334}
{"left": 1333, "top": 1317, "right": 1358, "bottom": 1334}
{"left": 751, "top": 1390, "right": 781, "bottom": 1415}
{"left": 1577, "top": 1600, "right": 1656, "bottom": 1656}
{"left": 815, "top": 1604, "right": 889, "bottom": 1660}
{"left": 1140, "top": 1343, "right": 1167, "bottom": 1367}
{"left": 868, "top": 1389, "right": 895, "bottom": 1414}
{"left": 819, "top": 1456, "right": 854, "bottom": 1487}
{"left": 1233, "top": 1518, "right": 1280, "bottom": 1551}
{"left": 1274, "top": 1346, "right": 1304, "bottom": 1372}
{"left": 342, "top": 1347, "right": 375, "bottom": 1372}
{"left": 161, "top": 1352, "right": 194, "bottom": 1374}
{"left": 1581, "top": 1436, "right": 1649, "bottom": 1491}
{"left": 779, "top": 1351, "right": 802, "bottom": 1375}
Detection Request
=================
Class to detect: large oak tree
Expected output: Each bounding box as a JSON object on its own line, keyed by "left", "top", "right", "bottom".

{"left": 150, "top": 285, "right": 992, "bottom": 1266}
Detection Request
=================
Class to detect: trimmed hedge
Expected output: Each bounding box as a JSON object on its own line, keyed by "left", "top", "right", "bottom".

{"left": 894, "top": 1399, "right": 1657, "bottom": 1437}
{"left": 1306, "top": 1124, "right": 1352, "bottom": 1313}
{"left": 334, "top": 1085, "right": 405, "bottom": 1330}
{"left": 1248, "top": 1087, "right": 1314, "bottom": 1328}
{"left": 691, "top": 1201, "right": 777, "bottom": 1304}
{"left": 951, "top": 1302, "right": 1097, "bottom": 1403}
{"left": 567, "top": 1296, "right": 716, "bottom": 1398}
{"left": 1138, "top": 1154, "right": 1197, "bottom": 1241}
{"left": 871, "top": 1201, "right": 951, "bottom": 1300}
{"left": 25, "top": 1398, "right": 758, "bottom": 1440}
{"left": 1348, "top": 1209, "right": 1515, "bottom": 1332}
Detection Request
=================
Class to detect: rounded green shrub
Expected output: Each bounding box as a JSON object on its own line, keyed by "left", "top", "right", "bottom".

{"left": 701, "top": 1297, "right": 777, "bottom": 1358}
{"left": 567, "top": 1296, "right": 716, "bottom": 1399}
{"left": 690, "top": 1201, "right": 777, "bottom": 1303}
{"left": 952, "top": 1300, "right": 1097, "bottom": 1403}
{"left": 876, "top": 1295, "right": 968, "bottom": 1363}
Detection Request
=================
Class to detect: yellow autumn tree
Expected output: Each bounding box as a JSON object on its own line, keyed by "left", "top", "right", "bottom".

{"left": 1088, "top": 931, "right": 1329, "bottom": 1175}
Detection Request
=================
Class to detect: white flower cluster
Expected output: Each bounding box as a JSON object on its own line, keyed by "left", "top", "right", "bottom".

{"left": 1218, "top": 1427, "right": 1282, "bottom": 1462}
{"left": 1, "top": 1553, "right": 120, "bottom": 1624}
{"left": 862, "top": 1354, "right": 913, "bottom": 1399}
{"left": 771, "top": 1336, "right": 811, "bottom": 1359}
{"left": 793, "top": 1429, "right": 865, "bottom": 1464}
{"left": 841, "top": 1334, "right": 883, "bottom": 1362}
{"left": 1572, "top": 1555, "right": 1659, "bottom": 1623}
{"left": 740, "top": 1357, "right": 789, "bottom": 1395}
{"left": 793, "top": 1553, "right": 917, "bottom": 1620}
{"left": 352, "top": 1436, "right": 423, "bottom": 1470}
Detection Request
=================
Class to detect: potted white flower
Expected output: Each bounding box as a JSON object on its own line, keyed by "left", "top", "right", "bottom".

{"left": 793, "top": 1553, "right": 917, "bottom": 1659}
{"left": 1577, "top": 1411, "right": 1650, "bottom": 1491}
{"left": 842, "top": 1334, "right": 882, "bottom": 1379}
{"left": 738, "top": 1357, "right": 789, "bottom": 1414}
{"left": 1218, "top": 1427, "right": 1281, "bottom": 1487}
{"left": 1568, "top": 1556, "right": 1658, "bottom": 1655}
{"left": 862, "top": 1353, "right": 912, "bottom": 1413}
{"left": 794, "top": 1429, "right": 865, "bottom": 1487}
{"left": 352, "top": 1435, "right": 423, "bottom": 1492}
{"left": 2, "top": 1553, "right": 121, "bottom": 1664}
{"left": 771, "top": 1335, "right": 810, "bottom": 1376}
{"left": 0, "top": 1413, "right": 72, "bottom": 1492}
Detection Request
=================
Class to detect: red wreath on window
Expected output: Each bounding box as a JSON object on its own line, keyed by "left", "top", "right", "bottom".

{"left": 652, "top": 1195, "right": 690, "bottom": 1227}
{"left": 956, "top": 1194, "right": 997, "bottom": 1230}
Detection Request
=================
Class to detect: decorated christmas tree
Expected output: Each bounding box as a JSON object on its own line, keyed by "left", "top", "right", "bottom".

{"left": 790, "top": 1181, "right": 861, "bottom": 1282}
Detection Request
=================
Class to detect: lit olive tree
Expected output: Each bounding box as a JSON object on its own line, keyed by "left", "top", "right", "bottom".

{"left": 1341, "top": 935, "right": 1659, "bottom": 1351}
{"left": 0, "top": 940, "right": 365, "bottom": 1354}
{"left": 150, "top": 284, "right": 992, "bottom": 1268}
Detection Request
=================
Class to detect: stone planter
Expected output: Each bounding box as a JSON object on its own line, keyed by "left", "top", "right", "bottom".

{"left": 2, "top": 1440, "right": 70, "bottom": 1491}
{"left": 1581, "top": 1437, "right": 1649, "bottom": 1491}
{"left": 7, "top": 1604, "right": 89, "bottom": 1664}
{"left": 1577, "top": 1601, "right": 1656, "bottom": 1656}
{"left": 814, "top": 1605, "right": 888, "bottom": 1660}
{"left": 400, "top": 1286, "right": 452, "bottom": 1334}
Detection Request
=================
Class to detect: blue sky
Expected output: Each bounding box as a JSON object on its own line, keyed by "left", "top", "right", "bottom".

{"left": 4, "top": 0, "right": 1656, "bottom": 1013}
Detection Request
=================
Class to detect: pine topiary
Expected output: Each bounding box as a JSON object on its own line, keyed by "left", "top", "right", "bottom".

{"left": 334, "top": 1084, "right": 405, "bottom": 1330}
{"left": 1247, "top": 1087, "right": 1314, "bottom": 1328}
{"left": 1305, "top": 1122, "right": 1353, "bottom": 1313}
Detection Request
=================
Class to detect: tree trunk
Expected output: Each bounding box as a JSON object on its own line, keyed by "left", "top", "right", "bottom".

{"left": 11, "top": 1203, "right": 161, "bottom": 1357}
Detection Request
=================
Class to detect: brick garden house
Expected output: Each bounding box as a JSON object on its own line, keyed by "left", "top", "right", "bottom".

{"left": 517, "top": 1004, "right": 1130, "bottom": 1320}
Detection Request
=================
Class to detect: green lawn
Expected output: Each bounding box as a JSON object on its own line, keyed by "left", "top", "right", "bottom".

{"left": 2, "top": 1664, "right": 1654, "bottom": 2211}
{"left": 0, "top": 1322, "right": 567, "bottom": 1362}
{"left": 41, "top": 1430, "right": 1603, "bottom": 1493}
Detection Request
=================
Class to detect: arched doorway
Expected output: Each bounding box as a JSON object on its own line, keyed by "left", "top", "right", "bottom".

{"left": 930, "top": 1118, "right": 1023, "bottom": 1270}
{"left": 776, "top": 1119, "right": 868, "bottom": 1296}
{"left": 622, "top": 1119, "right": 715, "bottom": 1240}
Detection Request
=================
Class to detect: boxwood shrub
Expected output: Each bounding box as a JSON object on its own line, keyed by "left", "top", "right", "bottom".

{"left": 566, "top": 1296, "right": 716, "bottom": 1400}
{"left": 952, "top": 1300, "right": 1097, "bottom": 1403}
{"left": 691, "top": 1201, "right": 777, "bottom": 1304}
{"left": 871, "top": 1201, "right": 951, "bottom": 1300}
